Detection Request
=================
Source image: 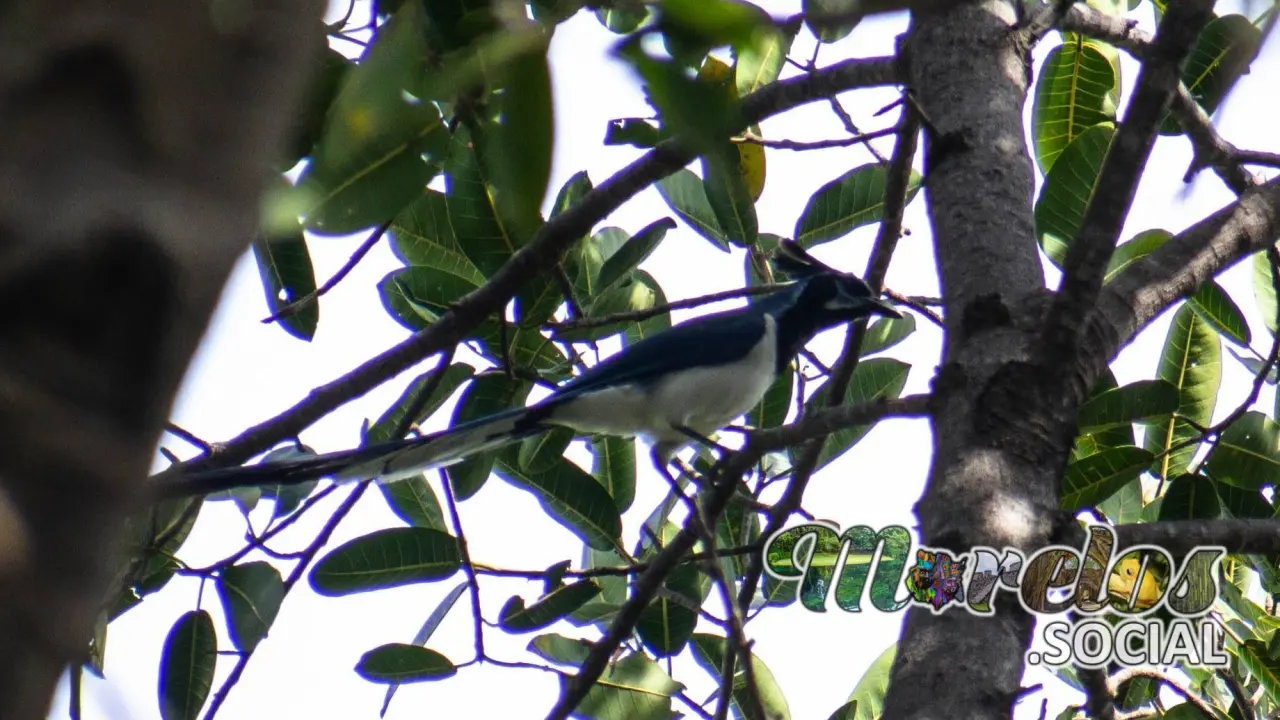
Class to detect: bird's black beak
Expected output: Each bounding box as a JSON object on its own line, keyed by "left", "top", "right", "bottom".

{"left": 863, "top": 296, "right": 903, "bottom": 319}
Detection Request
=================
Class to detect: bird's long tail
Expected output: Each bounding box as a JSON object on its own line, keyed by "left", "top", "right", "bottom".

{"left": 153, "top": 404, "right": 553, "bottom": 500}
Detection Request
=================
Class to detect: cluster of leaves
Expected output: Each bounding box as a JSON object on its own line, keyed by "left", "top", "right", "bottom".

{"left": 128, "top": 1, "right": 934, "bottom": 719}
{"left": 119, "top": 0, "right": 1280, "bottom": 719}
{"left": 1029, "top": 2, "right": 1279, "bottom": 717}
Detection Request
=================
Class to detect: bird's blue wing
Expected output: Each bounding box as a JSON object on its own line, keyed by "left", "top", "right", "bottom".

{"left": 554, "top": 308, "right": 770, "bottom": 398}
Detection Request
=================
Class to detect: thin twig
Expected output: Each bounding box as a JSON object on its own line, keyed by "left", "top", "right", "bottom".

{"left": 734, "top": 126, "right": 897, "bottom": 151}
{"left": 165, "top": 423, "right": 211, "bottom": 452}
{"left": 261, "top": 218, "right": 391, "bottom": 324}
{"left": 1106, "top": 668, "right": 1220, "bottom": 720}
{"left": 884, "top": 289, "right": 944, "bottom": 328}
{"left": 470, "top": 544, "right": 763, "bottom": 579}
{"left": 202, "top": 481, "right": 372, "bottom": 720}
{"left": 546, "top": 284, "right": 785, "bottom": 334}
{"left": 441, "top": 469, "right": 484, "bottom": 660}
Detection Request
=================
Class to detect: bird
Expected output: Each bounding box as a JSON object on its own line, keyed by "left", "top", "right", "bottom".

{"left": 154, "top": 241, "right": 902, "bottom": 500}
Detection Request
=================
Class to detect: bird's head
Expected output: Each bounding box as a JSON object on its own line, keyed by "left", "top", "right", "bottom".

{"left": 793, "top": 272, "right": 903, "bottom": 326}
{"left": 767, "top": 240, "right": 902, "bottom": 327}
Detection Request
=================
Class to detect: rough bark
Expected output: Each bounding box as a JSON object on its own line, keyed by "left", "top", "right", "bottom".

{"left": 884, "top": 3, "right": 1057, "bottom": 717}
{"left": 0, "top": 2, "right": 322, "bottom": 717}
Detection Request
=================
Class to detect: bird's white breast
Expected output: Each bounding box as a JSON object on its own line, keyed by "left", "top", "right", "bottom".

{"left": 548, "top": 315, "right": 779, "bottom": 448}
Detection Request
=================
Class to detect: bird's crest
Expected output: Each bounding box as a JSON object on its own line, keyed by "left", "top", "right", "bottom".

{"left": 770, "top": 239, "right": 842, "bottom": 280}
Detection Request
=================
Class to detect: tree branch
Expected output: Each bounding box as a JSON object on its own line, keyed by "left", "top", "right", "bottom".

{"left": 261, "top": 218, "right": 391, "bottom": 325}
{"left": 148, "top": 55, "right": 901, "bottom": 486}
{"left": 1113, "top": 518, "right": 1280, "bottom": 555}
{"left": 1090, "top": 176, "right": 1280, "bottom": 369}
{"left": 1106, "top": 667, "right": 1220, "bottom": 720}
{"left": 1037, "top": 0, "right": 1215, "bottom": 377}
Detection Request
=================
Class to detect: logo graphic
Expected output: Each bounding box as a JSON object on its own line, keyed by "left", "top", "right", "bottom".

{"left": 761, "top": 523, "right": 1228, "bottom": 668}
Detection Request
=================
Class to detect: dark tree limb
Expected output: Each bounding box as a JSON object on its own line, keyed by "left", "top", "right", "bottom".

{"left": 0, "top": 2, "right": 325, "bottom": 718}
{"left": 1037, "top": 0, "right": 1215, "bottom": 384}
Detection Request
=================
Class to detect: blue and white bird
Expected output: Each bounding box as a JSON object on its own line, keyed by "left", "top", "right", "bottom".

{"left": 158, "top": 242, "right": 901, "bottom": 499}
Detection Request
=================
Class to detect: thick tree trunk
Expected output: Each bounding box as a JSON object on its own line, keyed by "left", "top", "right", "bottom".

{"left": 884, "top": 3, "right": 1076, "bottom": 717}
{"left": 0, "top": 2, "right": 322, "bottom": 717}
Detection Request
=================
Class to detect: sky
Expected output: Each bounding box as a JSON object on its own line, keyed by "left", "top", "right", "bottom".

{"left": 46, "top": 1, "right": 1280, "bottom": 718}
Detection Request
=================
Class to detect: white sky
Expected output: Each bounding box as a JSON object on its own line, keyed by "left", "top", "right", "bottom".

{"left": 48, "top": 1, "right": 1280, "bottom": 718}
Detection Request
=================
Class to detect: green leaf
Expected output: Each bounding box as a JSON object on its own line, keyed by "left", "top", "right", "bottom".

{"left": 659, "top": 0, "right": 769, "bottom": 50}
{"left": 551, "top": 170, "right": 592, "bottom": 219}
{"left": 1237, "top": 639, "right": 1280, "bottom": 703}
{"left": 445, "top": 373, "right": 532, "bottom": 499}
{"left": 114, "top": 499, "right": 201, "bottom": 620}
{"left": 251, "top": 230, "right": 318, "bottom": 341}
{"left": 827, "top": 701, "right": 858, "bottom": 720}
{"left": 1162, "top": 15, "right": 1262, "bottom": 134}
{"left": 1035, "top": 123, "right": 1115, "bottom": 266}
{"left": 488, "top": 38, "right": 555, "bottom": 241}
{"left": 1104, "top": 229, "right": 1172, "bottom": 282}
{"left": 557, "top": 270, "right": 668, "bottom": 342}
{"left": 380, "top": 582, "right": 468, "bottom": 715}
{"left": 597, "top": 217, "right": 677, "bottom": 293}
{"left": 1158, "top": 473, "right": 1221, "bottom": 520}
{"left": 624, "top": 271, "right": 673, "bottom": 346}
{"left": 567, "top": 651, "right": 681, "bottom": 720}
{"left": 494, "top": 450, "right": 624, "bottom": 551}
{"left": 296, "top": 2, "right": 448, "bottom": 235}
{"left": 800, "top": 358, "right": 911, "bottom": 473}
{"left": 158, "top": 610, "right": 216, "bottom": 720}
{"left": 1205, "top": 411, "right": 1280, "bottom": 490}
{"left": 568, "top": 226, "right": 628, "bottom": 299}
{"left": 444, "top": 122, "right": 525, "bottom": 277}
{"left": 795, "top": 164, "right": 924, "bottom": 248}
{"left": 592, "top": 435, "right": 637, "bottom": 513}
{"left": 216, "top": 562, "right": 284, "bottom": 653}
{"left": 355, "top": 644, "right": 457, "bottom": 684}
{"left": 365, "top": 363, "right": 476, "bottom": 445}
{"left": 655, "top": 168, "right": 730, "bottom": 251}
{"left": 690, "top": 633, "right": 791, "bottom": 720}
{"left": 498, "top": 579, "right": 602, "bottom": 632}
{"left": 378, "top": 266, "right": 482, "bottom": 332}
{"left": 1254, "top": 249, "right": 1280, "bottom": 334}
{"left": 616, "top": 37, "right": 741, "bottom": 160}
{"left": 596, "top": 4, "right": 650, "bottom": 33}
{"left": 1143, "top": 303, "right": 1221, "bottom": 480}
{"left": 749, "top": 368, "right": 794, "bottom": 429}
{"left": 1060, "top": 446, "right": 1155, "bottom": 512}
{"left": 380, "top": 476, "right": 448, "bottom": 530}
{"left": 388, "top": 190, "right": 486, "bottom": 284}
{"left": 847, "top": 643, "right": 896, "bottom": 720}
{"left": 636, "top": 564, "right": 703, "bottom": 657}
{"left": 1213, "top": 476, "right": 1275, "bottom": 519}
{"left": 1096, "top": 478, "right": 1145, "bottom": 525}
{"left": 736, "top": 17, "right": 796, "bottom": 96}
{"left": 702, "top": 141, "right": 758, "bottom": 247}
{"left": 1076, "top": 380, "right": 1180, "bottom": 433}
{"left": 1188, "top": 280, "right": 1251, "bottom": 346}
{"left": 518, "top": 426, "right": 575, "bottom": 475}
{"left": 1032, "top": 38, "right": 1118, "bottom": 173}
{"left": 528, "top": 633, "right": 592, "bottom": 666}
{"left": 804, "top": 0, "right": 860, "bottom": 43}
{"left": 860, "top": 314, "right": 916, "bottom": 357}
{"left": 309, "top": 527, "right": 461, "bottom": 596}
